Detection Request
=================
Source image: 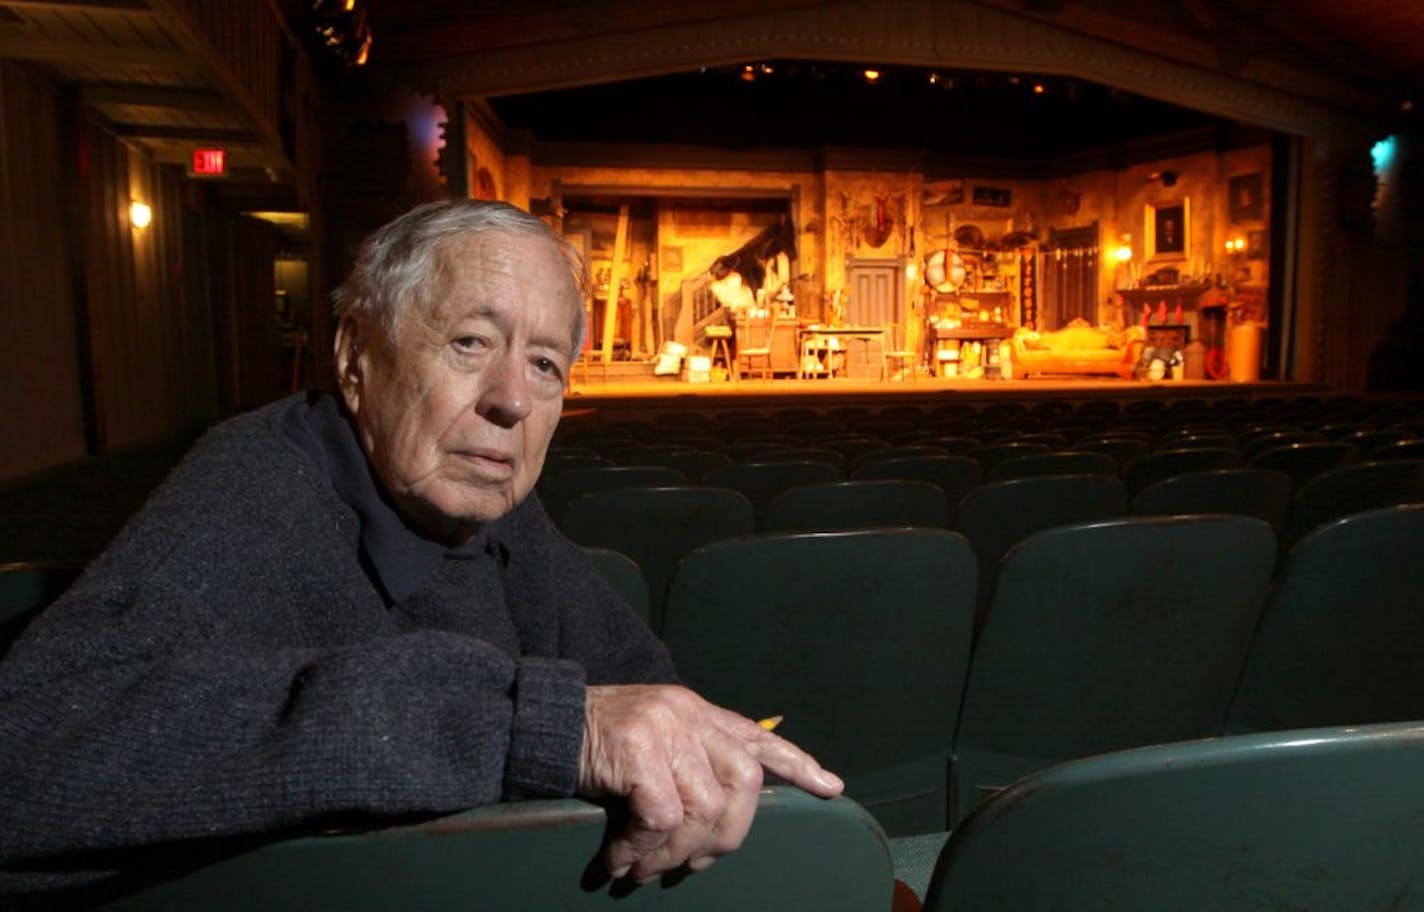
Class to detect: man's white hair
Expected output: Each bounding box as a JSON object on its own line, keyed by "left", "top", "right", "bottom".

{"left": 333, "top": 198, "right": 586, "bottom": 353}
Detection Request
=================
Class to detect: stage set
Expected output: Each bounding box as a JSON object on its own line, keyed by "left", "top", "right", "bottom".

{"left": 558, "top": 142, "right": 1278, "bottom": 416}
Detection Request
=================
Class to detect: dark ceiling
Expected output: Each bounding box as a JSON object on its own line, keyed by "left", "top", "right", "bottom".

{"left": 352, "top": 0, "right": 1424, "bottom": 163}
{"left": 487, "top": 60, "right": 1229, "bottom": 159}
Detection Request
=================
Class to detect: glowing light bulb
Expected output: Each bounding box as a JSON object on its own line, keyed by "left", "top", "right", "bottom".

{"left": 129, "top": 200, "right": 152, "bottom": 229}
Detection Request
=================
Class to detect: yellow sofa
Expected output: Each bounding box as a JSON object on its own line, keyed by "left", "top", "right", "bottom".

{"left": 1010, "top": 319, "right": 1146, "bottom": 380}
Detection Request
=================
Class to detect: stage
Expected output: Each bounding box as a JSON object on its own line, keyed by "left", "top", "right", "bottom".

{"left": 562, "top": 372, "right": 1323, "bottom": 421}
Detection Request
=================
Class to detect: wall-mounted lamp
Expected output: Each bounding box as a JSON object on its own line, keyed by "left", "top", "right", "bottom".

{"left": 1114, "top": 234, "right": 1133, "bottom": 262}
{"left": 862, "top": 68, "right": 881, "bottom": 84}
{"left": 1224, "top": 236, "right": 1246, "bottom": 254}
{"left": 129, "top": 199, "right": 152, "bottom": 230}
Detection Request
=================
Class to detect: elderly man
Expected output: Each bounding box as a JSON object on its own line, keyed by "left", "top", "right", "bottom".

{"left": 0, "top": 200, "right": 840, "bottom": 896}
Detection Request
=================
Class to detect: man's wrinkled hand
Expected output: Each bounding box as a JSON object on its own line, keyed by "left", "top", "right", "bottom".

{"left": 578, "top": 684, "right": 843, "bottom": 883}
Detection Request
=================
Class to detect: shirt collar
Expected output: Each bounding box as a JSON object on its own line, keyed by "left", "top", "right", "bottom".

{"left": 286, "top": 392, "right": 497, "bottom": 604}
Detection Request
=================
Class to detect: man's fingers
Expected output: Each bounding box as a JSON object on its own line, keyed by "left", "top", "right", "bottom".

{"left": 686, "top": 732, "right": 763, "bottom": 872}
{"left": 713, "top": 710, "right": 844, "bottom": 797}
{"left": 605, "top": 780, "right": 682, "bottom": 877}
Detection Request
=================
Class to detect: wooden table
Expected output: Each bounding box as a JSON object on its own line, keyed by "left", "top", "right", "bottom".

{"left": 798, "top": 326, "right": 886, "bottom": 379}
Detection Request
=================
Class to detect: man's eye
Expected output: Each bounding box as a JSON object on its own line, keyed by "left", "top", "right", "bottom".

{"left": 454, "top": 336, "right": 483, "bottom": 351}
{"left": 533, "top": 356, "right": 560, "bottom": 376}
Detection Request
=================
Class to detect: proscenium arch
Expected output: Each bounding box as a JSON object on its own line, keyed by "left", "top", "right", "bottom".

{"left": 409, "top": 0, "right": 1387, "bottom": 385}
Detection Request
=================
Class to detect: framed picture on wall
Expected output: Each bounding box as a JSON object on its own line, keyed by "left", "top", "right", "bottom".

{"left": 1229, "top": 173, "right": 1264, "bottom": 222}
{"left": 1145, "top": 198, "right": 1190, "bottom": 262}
{"left": 1246, "top": 228, "right": 1268, "bottom": 260}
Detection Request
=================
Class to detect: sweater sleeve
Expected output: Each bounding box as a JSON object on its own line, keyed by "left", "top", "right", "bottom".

{"left": 0, "top": 409, "right": 593, "bottom": 892}
{"left": 0, "top": 571, "right": 569, "bottom": 893}
{"left": 498, "top": 494, "right": 679, "bottom": 687}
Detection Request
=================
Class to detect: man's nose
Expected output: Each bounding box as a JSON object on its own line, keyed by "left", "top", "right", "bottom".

{"left": 477, "top": 351, "right": 533, "bottom": 427}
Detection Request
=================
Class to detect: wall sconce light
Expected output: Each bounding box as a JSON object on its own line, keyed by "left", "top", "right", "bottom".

{"left": 1114, "top": 234, "right": 1133, "bottom": 262}
{"left": 1224, "top": 236, "right": 1246, "bottom": 253}
{"left": 129, "top": 199, "right": 152, "bottom": 230}
{"left": 862, "top": 68, "right": 881, "bottom": 84}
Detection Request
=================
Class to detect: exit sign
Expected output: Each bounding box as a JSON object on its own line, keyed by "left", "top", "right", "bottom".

{"left": 191, "top": 148, "right": 227, "bottom": 177}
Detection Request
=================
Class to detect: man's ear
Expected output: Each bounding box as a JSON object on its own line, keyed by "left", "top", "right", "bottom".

{"left": 334, "top": 315, "right": 365, "bottom": 414}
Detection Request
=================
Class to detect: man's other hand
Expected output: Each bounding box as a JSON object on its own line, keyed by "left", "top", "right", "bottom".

{"left": 578, "top": 684, "right": 844, "bottom": 882}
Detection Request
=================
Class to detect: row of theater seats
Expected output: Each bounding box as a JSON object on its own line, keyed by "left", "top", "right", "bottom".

{"left": 544, "top": 457, "right": 1424, "bottom": 632}
{"left": 4, "top": 395, "right": 1422, "bottom": 908}
{"left": 76, "top": 722, "right": 1424, "bottom": 910}
{"left": 567, "top": 507, "right": 1424, "bottom": 839}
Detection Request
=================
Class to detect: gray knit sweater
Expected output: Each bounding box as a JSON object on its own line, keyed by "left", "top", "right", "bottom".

{"left": 0, "top": 393, "right": 675, "bottom": 893}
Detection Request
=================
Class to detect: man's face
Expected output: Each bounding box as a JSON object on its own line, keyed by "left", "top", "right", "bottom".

{"left": 337, "top": 231, "right": 578, "bottom": 544}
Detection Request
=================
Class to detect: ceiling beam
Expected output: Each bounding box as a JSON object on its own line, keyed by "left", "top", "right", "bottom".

{"left": 109, "top": 123, "right": 255, "bottom": 143}
{"left": 0, "top": 36, "right": 187, "bottom": 67}
{"left": 81, "top": 83, "right": 223, "bottom": 110}
{"left": 0, "top": 0, "right": 148, "bottom": 10}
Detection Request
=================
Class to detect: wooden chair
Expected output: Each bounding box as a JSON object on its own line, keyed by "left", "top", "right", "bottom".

{"left": 93, "top": 788, "right": 894, "bottom": 912}
{"left": 881, "top": 322, "right": 918, "bottom": 380}
{"left": 923, "top": 723, "right": 1424, "bottom": 911}
{"left": 735, "top": 310, "right": 775, "bottom": 380}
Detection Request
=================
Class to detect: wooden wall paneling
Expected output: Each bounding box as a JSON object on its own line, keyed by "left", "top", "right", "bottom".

{"left": 231, "top": 214, "right": 279, "bottom": 412}
{"left": 0, "top": 61, "right": 87, "bottom": 481}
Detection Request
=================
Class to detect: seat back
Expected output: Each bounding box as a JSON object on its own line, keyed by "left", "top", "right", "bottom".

{"left": 952, "top": 515, "right": 1276, "bottom": 822}
{"left": 99, "top": 787, "right": 893, "bottom": 912}
{"left": 538, "top": 465, "right": 689, "bottom": 525}
{"left": 1282, "top": 459, "right": 1424, "bottom": 546}
{"left": 764, "top": 479, "right": 948, "bottom": 531}
{"left": 1131, "top": 467, "right": 1292, "bottom": 537}
{"left": 1072, "top": 436, "right": 1150, "bottom": 472}
{"left": 560, "top": 486, "right": 754, "bottom": 632}
{"left": 702, "top": 460, "right": 841, "bottom": 529}
{"left": 989, "top": 450, "right": 1118, "bottom": 481}
{"left": 663, "top": 528, "right": 978, "bottom": 835}
{"left": 924, "top": 723, "right": 1424, "bottom": 912}
{"left": 850, "top": 455, "right": 982, "bottom": 526}
{"left": 623, "top": 449, "right": 733, "bottom": 483}
{"left": 1227, "top": 504, "right": 1424, "bottom": 733}
{"left": 965, "top": 441, "right": 1049, "bottom": 476}
{"left": 580, "top": 547, "right": 651, "bottom": 626}
{"left": 1247, "top": 441, "right": 1358, "bottom": 491}
{"left": 955, "top": 474, "right": 1128, "bottom": 615}
{"left": 1122, "top": 446, "right": 1241, "bottom": 497}
{"left": 0, "top": 560, "right": 84, "bottom": 653}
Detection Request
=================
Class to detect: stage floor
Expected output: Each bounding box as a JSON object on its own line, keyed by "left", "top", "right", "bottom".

{"left": 564, "top": 374, "right": 1320, "bottom": 416}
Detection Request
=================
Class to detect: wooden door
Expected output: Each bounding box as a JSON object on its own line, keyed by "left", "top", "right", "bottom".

{"left": 846, "top": 257, "right": 903, "bottom": 326}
